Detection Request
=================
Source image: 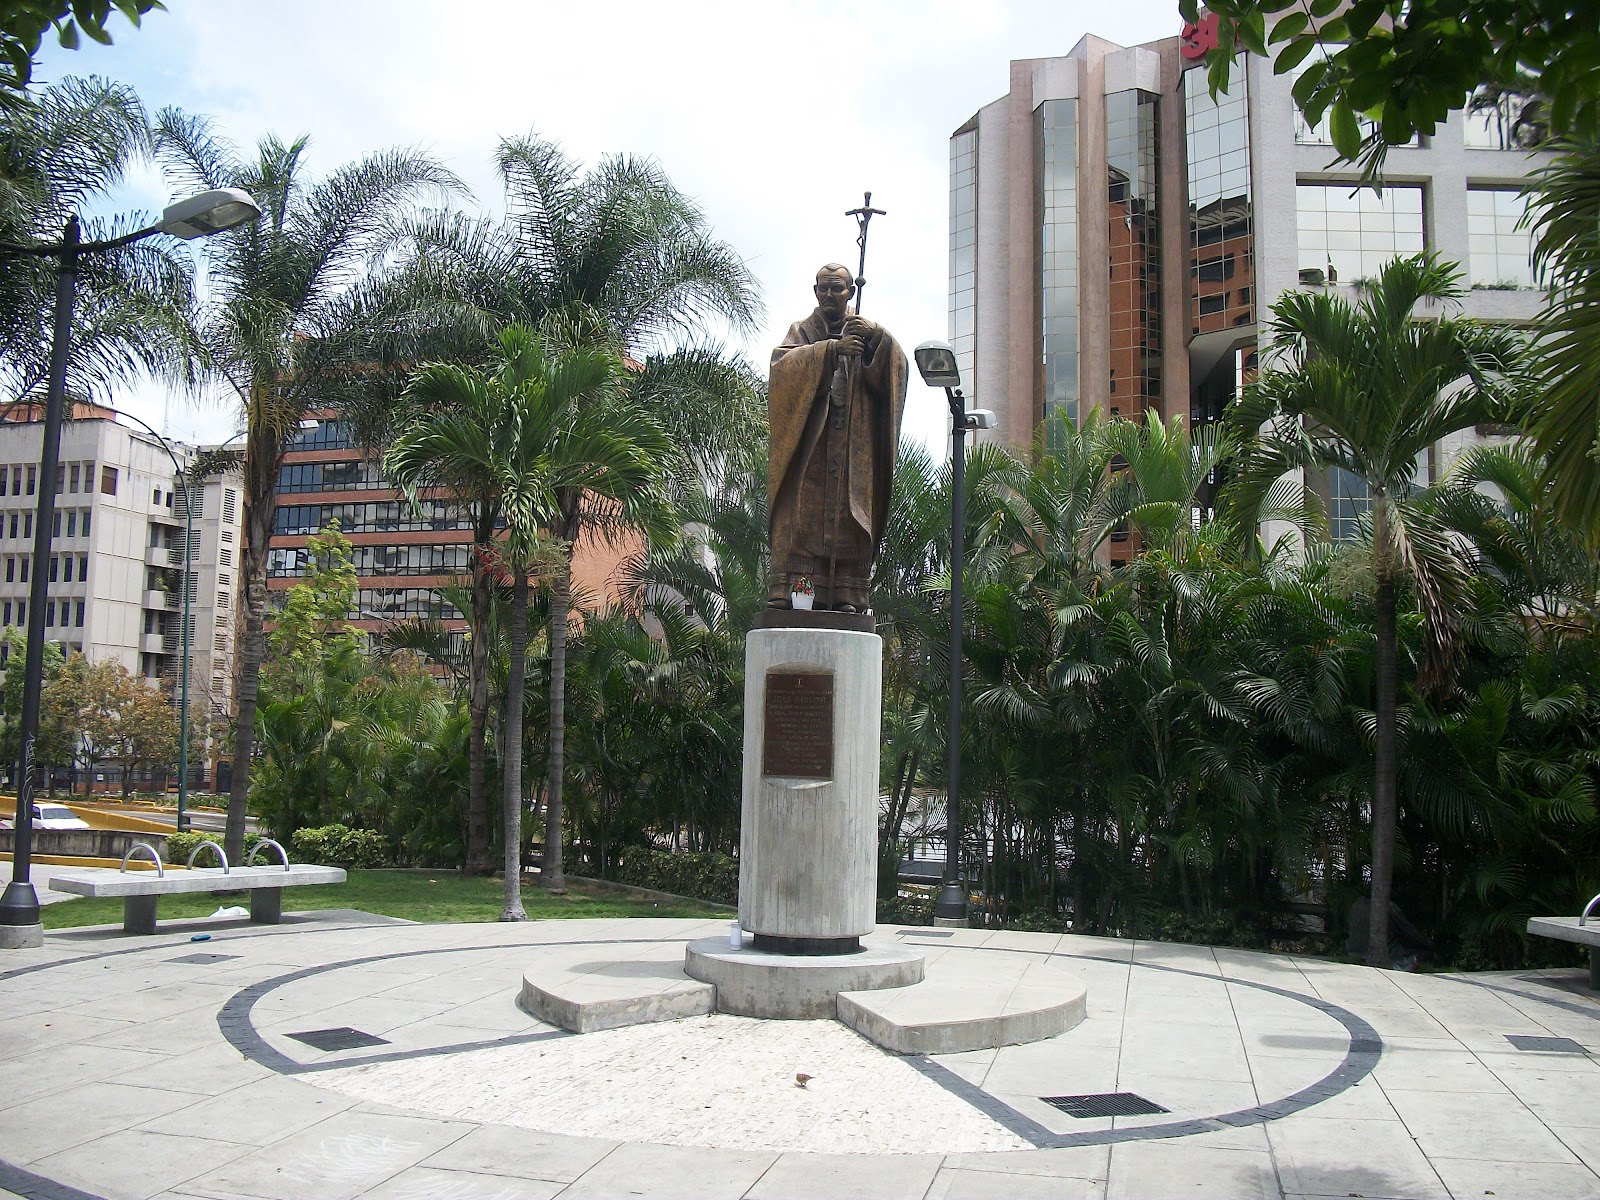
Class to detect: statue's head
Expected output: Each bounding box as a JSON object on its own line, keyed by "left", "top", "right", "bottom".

{"left": 813, "top": 264, "right": 854, "bottom": 319}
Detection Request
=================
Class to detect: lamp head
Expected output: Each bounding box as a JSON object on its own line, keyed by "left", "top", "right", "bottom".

{"left": 159, "top": 188, "right": 262, "bottom": 240}
{"left": 914, "top": 340, "right": 961, "bottom": 389}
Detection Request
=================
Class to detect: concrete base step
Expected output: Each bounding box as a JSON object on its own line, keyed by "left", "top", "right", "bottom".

{"left": 519, "top": 943, "right": 714, "bottom": 1033}
{"left": 837, "top": 953, "right": 1088, "bottom": 1054}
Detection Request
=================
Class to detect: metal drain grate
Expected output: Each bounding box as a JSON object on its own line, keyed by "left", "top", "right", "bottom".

{"left": 1506, "top": 1034, "right": 1586, "bottom": 1053}
{"left": 898, "top": 929, "right": 955, "bottom": 938}
{"left": 288, "top": 1027, "right": 390, "bottom": 1052}
{"left": 166, "top": 953, "right": 241, "bottom": 965}
{"left": 1042, "top": 1092, "right": 1170, "bottom": 1119}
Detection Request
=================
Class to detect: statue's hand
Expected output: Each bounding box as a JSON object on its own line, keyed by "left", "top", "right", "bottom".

{"left": 836, "top": 332, "right": 866, "bottom": 358}
{"left": 843, "top": 315, "right": 881, "bottom": 342}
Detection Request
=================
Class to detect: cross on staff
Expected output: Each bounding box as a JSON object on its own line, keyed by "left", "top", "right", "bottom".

{"left": 846, "top": 191, "right": 885, "bottom": 316}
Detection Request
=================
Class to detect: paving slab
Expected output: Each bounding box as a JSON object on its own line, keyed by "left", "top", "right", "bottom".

{"left": 11, "top": 915, "right": 1600, "bottom": 1197}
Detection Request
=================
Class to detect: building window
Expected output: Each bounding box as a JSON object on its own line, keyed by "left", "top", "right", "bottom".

{"left": 74, "top": 600, "right": 84, "bottom": 627}
{"left": 78, "top": 554, "right": 86, "bottom": 580}
{"left": 15, "top": 601, "right": 22, "bottom": 624}
{"left": 68, "top": 464, "right": 78, "bottom": 493}
{"left": 949, "top": 127, "right": 978, "bottom": 407}
{"left": 3, "top": 558, "right": 10, "bottom": 582}
{"left": 81, "top": 510, "right": 90, "bottom": 538}
{"left": 289, "top": 419, "right": 355, "bottom": 451}
{"left": 1186, "top": 60, "right": 1254, "bottom": 337}
{"left": 61, "top": 556, "right": 71, "bottom": 583}
{"left": 1296, "top": 183, "right": 1424, "bottom": 282}
{"left": 1293, "top": 65, "right": 1421, "bottom": 149}
{"left": 1467, "top": 188, "right": 1539, "bottom": 289}
{"left": 1039, "top": 97, "right": 1080, "bottom": 429}
{"left": 22, "top": 514, "right": 29, "bottom": 538}
{"left": 1330, "top": 467, "right": 1371, "bottom": 544}
{"left": 65, "top": 511, "right": 75, "bottom": 537}
{"left": 100, "top": 466, "right": 117, "bottom": 495}
{"left": 0, "top": 472, "right": 6, "bottom": 497}
{"left": 51, "top": 511, "right": 60, "bottom": 537}
{"left": 222, "top": 488, "right": 237, "bottom": 524}
{"left": 6, "top": 514, "right": 13, "bottom": 538}
{"left": 1464, "top": 86, "right": 1548, "bottom": 150}
{"left": 49, "top": 556, "right": 57, "bottom": 582}
{"left": 26, "top": 466, "right": 35, "bottom": 495}
{"left": 54, "top": 465, "right": 63, "bottom": 494}
{"left": 1106, "top": 89, "right": 1162, "bottom": 422}
{"left": 2, "top": 601, "right": 9, "bottom": 624}
{"left": 44, "top": 600, "right": 54, "bottom": 627}
{"left": 19, "top": 558, "right": 27, "bottom": 583}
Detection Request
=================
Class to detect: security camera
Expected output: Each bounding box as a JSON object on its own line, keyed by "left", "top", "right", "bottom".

{"left": 968, "top": 409, "right": 997, "bottom": 431}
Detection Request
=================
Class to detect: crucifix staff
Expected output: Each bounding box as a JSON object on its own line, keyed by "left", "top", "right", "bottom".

{"left": 824, "top": 190, "right": 885, "bottom": 609}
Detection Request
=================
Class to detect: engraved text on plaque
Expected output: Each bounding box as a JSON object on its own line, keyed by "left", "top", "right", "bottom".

{"left": 762, "top": 671, "right": 835, "bottom": 779}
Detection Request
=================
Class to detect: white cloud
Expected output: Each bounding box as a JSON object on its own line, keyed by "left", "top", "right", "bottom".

{"left": 36, "top": 0, "right": 1182, "bottom": 453}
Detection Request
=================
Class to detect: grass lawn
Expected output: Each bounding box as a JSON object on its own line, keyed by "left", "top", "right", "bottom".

{"left": 40, "top": 868, "right": 725, "bottom": 930}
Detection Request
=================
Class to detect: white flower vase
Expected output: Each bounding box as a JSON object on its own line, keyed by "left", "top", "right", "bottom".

{"left": 791, "top": 590, "right": 814, "bottom": 611}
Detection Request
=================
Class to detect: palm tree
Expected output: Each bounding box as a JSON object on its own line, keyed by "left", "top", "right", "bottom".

{"left": 1523, "top": 137, "right": 1600, "bottom": 540}
{"left": 0, "top": 76, "right": 197, "bottom": 403}
{"left": 344, "top": 135, "right": 760, "bottom": 881}
{"left": 1225, "top": 253, "right": 1523, "bottom": 966}
{"left": 389, "top": 325, "right": 670, "bottom": 916}
{"left": 152, "top": 111, "right": 460, "bottom": 862}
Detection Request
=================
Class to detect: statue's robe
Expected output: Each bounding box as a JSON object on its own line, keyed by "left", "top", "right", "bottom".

{"left": 767, "top": 308, "right": 907, "bottom": 611}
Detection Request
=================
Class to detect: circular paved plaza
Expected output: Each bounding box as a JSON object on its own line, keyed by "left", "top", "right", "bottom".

{"left": 3, "top": 911, "right": 1600, "bottom": 1198}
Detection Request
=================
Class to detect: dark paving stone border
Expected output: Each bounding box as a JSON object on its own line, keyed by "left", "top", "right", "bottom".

{"left": 212, "top": 934, "right": 1387, "bottom": 1150}
{"left": 0, "top": 1160, "right": 103, "bottom": 1200}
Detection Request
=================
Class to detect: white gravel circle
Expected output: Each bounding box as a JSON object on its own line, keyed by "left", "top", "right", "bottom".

{"left": 305, "top": 1013, "right": 1030, "bottom": 1154}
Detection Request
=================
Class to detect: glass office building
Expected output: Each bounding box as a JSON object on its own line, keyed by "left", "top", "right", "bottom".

{"left": 948, "top": 25, "right": 1548, "bottom": 545}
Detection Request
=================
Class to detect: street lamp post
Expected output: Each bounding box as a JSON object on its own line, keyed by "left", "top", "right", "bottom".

{"left": 0, "top": 189, "right": 261, "bottom": 946}
{"left": 913, "top": 341, "right": 996, "bottom": 928}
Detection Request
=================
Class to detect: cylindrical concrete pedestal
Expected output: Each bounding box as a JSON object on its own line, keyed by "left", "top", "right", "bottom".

{"left": 738, "top": 626, "right": 881, "bottom": 945}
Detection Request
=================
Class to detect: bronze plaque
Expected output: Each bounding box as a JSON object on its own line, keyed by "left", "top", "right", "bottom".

{"left": 762, "top": 671, "right": 834, "bottom": 779}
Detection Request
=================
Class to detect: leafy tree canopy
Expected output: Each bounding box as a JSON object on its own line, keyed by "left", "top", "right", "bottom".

{"left": 1182, "top": 0, "right": 1595, "bottom": 174}
{"left": 0, "top": 1, "right": 162, "bottom": 92}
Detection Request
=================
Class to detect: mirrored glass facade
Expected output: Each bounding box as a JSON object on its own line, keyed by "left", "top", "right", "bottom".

{"left": 949, "top": 130, "right": 978, "bottom": 394}
{"left": 277, "top": 460, "right": 389, "bottom": 493}
{"left": 273, "top": 499, "right": 475, "bottom": 536}
{"left": 1295, "top": 184, "right": 1424, "bottom": 281}
{"left": 1039, "top": 99, "right": 1079, "bottom": 427}
{"left": 268, "top": 541, "right": 473, "bottom": 579}
{"left": 1467, "top": 188, "right": 1539, "bottom": 289}
{"left": 1106, "top": 90, "right": 1162, "bottom": 420}
{"left": 1186, "top": 60, "right": 1254, "bottom": 336}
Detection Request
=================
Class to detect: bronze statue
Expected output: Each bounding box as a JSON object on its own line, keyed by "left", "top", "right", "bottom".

{"left": 767, "top": 264, "right": 907, "bottom": 613}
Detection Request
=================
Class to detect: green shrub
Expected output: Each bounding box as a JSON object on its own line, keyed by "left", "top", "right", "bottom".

{"left": 610, "top": 848, "right": 738, "bottom": 906}
{"left": 289, "top": 824, "right": 390, "bottom": 868}
{"left": 876, "top": 892, "right": 936, "bottom": 926}
{"left": 165, "top": 830, "right": 269, "bottom": 868}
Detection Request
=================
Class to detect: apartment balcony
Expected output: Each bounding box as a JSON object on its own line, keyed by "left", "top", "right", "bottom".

{"left": 141, "top": 633, "right": 168, "bottom": 655}
{"left": 141, "top": 588, "right": 168, "bottom": 610}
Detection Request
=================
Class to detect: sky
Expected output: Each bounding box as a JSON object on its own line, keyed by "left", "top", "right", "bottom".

{"left": 37, "top": 0, "right": 1186, "bottom": 455}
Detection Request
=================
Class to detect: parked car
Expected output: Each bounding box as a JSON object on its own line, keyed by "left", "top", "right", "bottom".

{"left": 31, "top": 803, "right": 89, "bottom": 830}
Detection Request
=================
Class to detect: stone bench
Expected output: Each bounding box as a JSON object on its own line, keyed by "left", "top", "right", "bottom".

{"left": 1526, "top": 914, "right": 1600, "bottom": 988}
{"left": 47, "top": 840, "right": 346, "bottom": 934}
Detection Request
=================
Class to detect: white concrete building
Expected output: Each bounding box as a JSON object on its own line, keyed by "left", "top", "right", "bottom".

{"left": 0, "top": 405, "right": 242, "bottom": 768}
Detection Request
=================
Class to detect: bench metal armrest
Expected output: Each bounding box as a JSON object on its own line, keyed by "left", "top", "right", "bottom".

{"left": 1581, "top": 893, "right": 1600, "bottom": 926}
{"left": 186, "top": 840, "right": 229, "bottom": 873}
{"left": 120, "top": 843, "right": 164, "bottom": 877}
{"left": 247, "top": 839, "right": 290, "bottom": 871}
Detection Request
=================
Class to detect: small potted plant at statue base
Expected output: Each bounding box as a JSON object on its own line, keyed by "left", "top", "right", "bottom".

{"left": 790, "top": 575, "right": 815, "bottom": 611}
